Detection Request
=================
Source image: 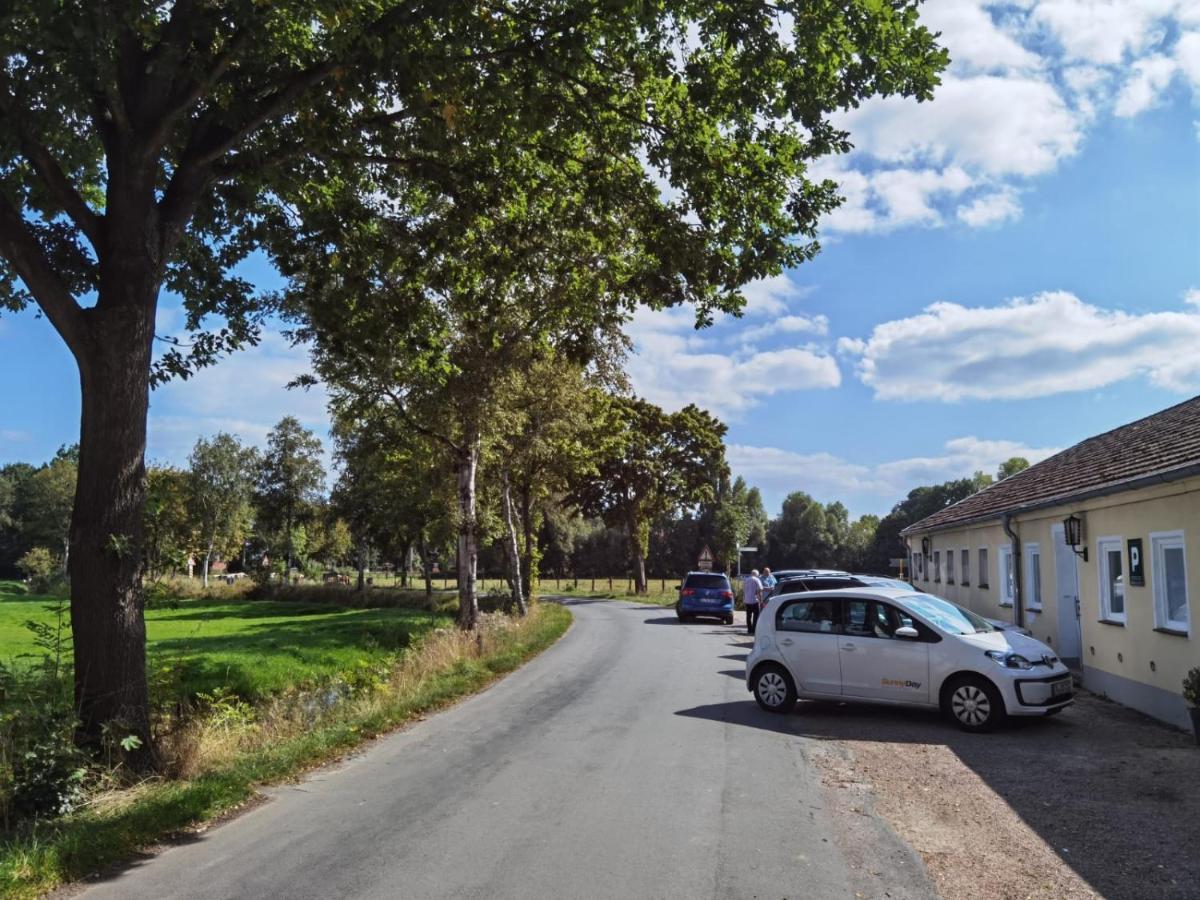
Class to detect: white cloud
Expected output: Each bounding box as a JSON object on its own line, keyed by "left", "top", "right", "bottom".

{"left": 738, "top": 314, "right": 829, "bottom": 343}
{"left": 148, "top": 330, "right": 330, "bottom": 465}
{"left": 1114, "top": 54, "right": 1179, "bottom": 117}
{"left": 921, "top": 0, "right": 1042, "bottom": 73}
{"left": 956, "top": 188, "right": 1022, "bottom": 227}
{"left": 1184, "top": 287, "right": 1200, "bottom": 308}
{"left": 737, "top": 273, "right": 815, "bottom": 318}
{"left": 844, "top": 291, "right": 1200, "bottom": 401}
{"left": 1030, "top": 0, "right": 1178, "bottom": 65}
{"left": 815, "top": 2, "right": 1198, "bottom": 236}
{"left": 625, "top": 344, "right": 840, "bottom": 419}
{"left": 730, "top": 435, "right": 1059, "bottom": 513}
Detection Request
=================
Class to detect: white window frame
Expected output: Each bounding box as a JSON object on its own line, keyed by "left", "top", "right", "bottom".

{"left": 1150, "top": 530, "right": 1190, "bottom": 634}
{"left": 998, "top": 545, "right": 1014, "bottom": 606}
{"left": 961, "top": 548, "right": 970, "bottom": 587}
{"left": 1024, "top": 542, "right": 1042, "bottom": 611}
{"left": 1098, "top": 536, "right": 1126, "bottom": 624}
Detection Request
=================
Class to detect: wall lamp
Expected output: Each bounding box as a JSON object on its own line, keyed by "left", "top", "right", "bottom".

{"left": 1063, "top": 514, "right": 1088, "bottom": 562}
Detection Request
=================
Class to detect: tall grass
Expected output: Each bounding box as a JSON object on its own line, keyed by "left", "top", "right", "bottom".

{"left": 0, "top": 603, "right": 571, "bottom": 899}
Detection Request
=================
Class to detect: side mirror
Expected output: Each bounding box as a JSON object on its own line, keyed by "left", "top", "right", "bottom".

{"left": 895, "top": 626, "right": 920, "bottom": 640}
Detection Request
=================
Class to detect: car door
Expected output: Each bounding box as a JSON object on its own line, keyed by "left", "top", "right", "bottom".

{"left": 837, "top": 598, "right": 931, "bottom": 704}
{"left": 774, "top": 597, "right": 842, "bottom": 696}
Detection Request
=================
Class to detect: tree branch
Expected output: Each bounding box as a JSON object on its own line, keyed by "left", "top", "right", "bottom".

{"left": 0, "top": 192, "right": 89, "bottom": 358}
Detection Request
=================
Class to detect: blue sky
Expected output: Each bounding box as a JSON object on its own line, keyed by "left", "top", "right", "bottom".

{"left": 2, "top": 0, "right": 1199, "bottom": 519}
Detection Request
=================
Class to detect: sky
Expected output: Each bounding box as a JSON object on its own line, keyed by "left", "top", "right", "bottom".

{"left": 2, "top": 0, "right": 1199, "bottom": 520}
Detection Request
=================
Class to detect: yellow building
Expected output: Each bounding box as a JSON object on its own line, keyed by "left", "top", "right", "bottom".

{"left": 902, "top": 397, "right": 1200, "bottom": 729}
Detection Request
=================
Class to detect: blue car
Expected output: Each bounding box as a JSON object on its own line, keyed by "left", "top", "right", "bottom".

{"left": 675, "top": 571, "right": 735, "bottom": 624}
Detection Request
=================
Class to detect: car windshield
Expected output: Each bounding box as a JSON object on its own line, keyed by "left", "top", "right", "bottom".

{"left": 685, "top": 574, "right": 729, "bottom": 589}
{"left": 859, "top": 576, "right": 913, "bottom": 591}
{"left": 903, "top": 594, "right": 996, "bottom": 634}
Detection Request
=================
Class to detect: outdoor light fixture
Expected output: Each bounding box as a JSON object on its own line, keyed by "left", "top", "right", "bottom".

{"left": 1063, "top": 514, "right": 1088, "bottom": 562}
{"left": 921, "top": 536, "right": 931, "bottom": 557}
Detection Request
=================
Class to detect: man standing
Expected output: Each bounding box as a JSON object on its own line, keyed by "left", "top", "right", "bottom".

{"left": 743, "top": 569, "right": 764, "bottom": 635}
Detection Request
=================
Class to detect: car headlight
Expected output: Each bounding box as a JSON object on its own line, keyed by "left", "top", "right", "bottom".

{"left": 985, "top": 650, "right": 1033, "bottom": 670}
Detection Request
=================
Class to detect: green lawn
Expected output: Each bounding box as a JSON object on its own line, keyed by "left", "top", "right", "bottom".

{"left": 0, "top": 580, "right": 450, "bottom": 701}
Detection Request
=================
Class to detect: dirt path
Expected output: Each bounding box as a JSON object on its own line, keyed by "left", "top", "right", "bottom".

{"left": 798, "top": 692, "right": 1199, "bottom": 900}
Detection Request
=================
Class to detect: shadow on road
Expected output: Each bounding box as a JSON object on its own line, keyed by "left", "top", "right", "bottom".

{"left": 677, "top": 693, "right": 1200, "bottom": 900}
{"left": 718, "top": 653, "right": 747, "bottom": 662}
{"left": 716, "top": 669, "right": 745, "bottom": 680}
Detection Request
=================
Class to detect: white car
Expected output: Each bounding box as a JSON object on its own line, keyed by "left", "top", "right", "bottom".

{"left": 745, "top": 587, "right": 1073, "bottom": 732}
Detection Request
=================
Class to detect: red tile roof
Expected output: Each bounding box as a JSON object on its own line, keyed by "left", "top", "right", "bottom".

{"left": 903, "top": 395, "right": 1200, "bottom": 535}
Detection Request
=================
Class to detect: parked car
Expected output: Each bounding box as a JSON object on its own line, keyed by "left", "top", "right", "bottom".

{"left": 745, "top": 587, "right": 1073, "bottom": 732}
{"left": 676, "top": 572, "right": 735, "bottom": 624}
{"left": 768, "top": 572, "right": 1032, "bottom": 635}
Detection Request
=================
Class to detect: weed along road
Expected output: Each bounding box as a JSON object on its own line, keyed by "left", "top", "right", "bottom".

{"left": 82, "top": 599, "right": 932, "bottom": 900}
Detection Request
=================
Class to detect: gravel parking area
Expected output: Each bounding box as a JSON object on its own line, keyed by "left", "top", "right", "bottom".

{"left": 797, "top": 690, "right": 1200, "bottom": 900}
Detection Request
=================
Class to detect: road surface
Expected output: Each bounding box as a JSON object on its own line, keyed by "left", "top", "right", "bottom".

{"left": 80, "top": 599, "right": 932, "bottom": 900}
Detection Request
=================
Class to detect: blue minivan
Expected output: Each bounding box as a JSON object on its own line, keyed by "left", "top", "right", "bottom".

{"left": 675, "top": 571, "right": 735, "bottom": 624}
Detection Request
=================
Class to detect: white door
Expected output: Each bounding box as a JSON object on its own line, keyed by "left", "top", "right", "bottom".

{"left": 774, "top": 597, "right": 842, "bottom": 695}
{"left": 1052, "top": 524, "right": 1083, "bottom": 662}
{"left": 837, "top": 599, "right": 931, "bottom": 704}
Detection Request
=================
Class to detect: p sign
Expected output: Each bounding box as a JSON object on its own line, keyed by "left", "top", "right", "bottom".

{"left": 1128, "top": 538, "right": 1145, "bottom": 587}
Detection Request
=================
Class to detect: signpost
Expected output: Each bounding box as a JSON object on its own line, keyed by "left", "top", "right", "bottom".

{"left": 736, "top": 546, "right": 758, "bottom": 578}
{"left": 697, "top": 545, "right": 714, "bottom": 571}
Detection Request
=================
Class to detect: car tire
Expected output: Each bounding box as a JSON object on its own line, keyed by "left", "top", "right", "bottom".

{"left": 723, "top": 616, "right": 734, "bottom": 626}
{"left": 752, "top": 663, "right": 796, "bottom": 714}
{"left": 943, "top": 675, "right": 1006, "bottom": 732}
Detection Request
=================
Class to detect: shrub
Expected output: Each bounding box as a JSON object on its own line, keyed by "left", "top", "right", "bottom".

{"left": 16, "top": 547, "right": 60, "bottom": 595}
{"left": 1183, "top": 667, "right": 1200, "bottom": 707}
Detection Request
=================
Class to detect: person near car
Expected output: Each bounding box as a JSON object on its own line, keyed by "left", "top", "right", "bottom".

{"left": 743, "top": 570, "right": 764, "bottom": 634}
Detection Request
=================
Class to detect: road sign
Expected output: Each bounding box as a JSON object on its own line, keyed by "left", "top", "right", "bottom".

{"left": 738, "top": 546, "right": 758, "bottom": 553}
{"left": 698, "top": 545, "right": 714, "bottom": 571}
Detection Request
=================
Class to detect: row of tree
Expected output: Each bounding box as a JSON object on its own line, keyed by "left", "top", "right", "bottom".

{"left": 0, "top": 2, "right": 947, "bottom": 761}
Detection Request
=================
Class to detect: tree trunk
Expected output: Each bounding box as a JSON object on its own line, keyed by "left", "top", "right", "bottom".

{"left": 356, "top": 541, "right": 367, "bottom": 593}
{"left": 519, "top": 483, "right": 534, "bottom": 599}
{"left": 628, "top": 515, "right": 649, "bottom": 594}
{"left": 399, "top": 539, "right": 411, "bottom": 588}
{"left": 202, "top": 535, "right": 215, "bottom": 589}
{"left": 500, "top": 471, "right": 527, "bottom": 617}
{"left": 455, "top": 436, "right": 480, "bottom": 629}
{"left": 69, "top": 298, "right": 156, "bottom": 765}
{"left": 418, "top": 534, "right": 434, "bottom": 607}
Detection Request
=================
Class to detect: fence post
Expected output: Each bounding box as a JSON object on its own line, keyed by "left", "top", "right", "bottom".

{"left": 608, "top": 576, "right": 612, "bottom": 591}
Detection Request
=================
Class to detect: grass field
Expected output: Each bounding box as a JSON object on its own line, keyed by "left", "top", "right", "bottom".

{"left": 0, "top": 580, "right": 450, "bottom": 701}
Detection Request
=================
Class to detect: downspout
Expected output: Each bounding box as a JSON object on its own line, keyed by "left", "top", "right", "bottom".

{"left": 1002, "top": 513, "right": 1023, "bottom": 629}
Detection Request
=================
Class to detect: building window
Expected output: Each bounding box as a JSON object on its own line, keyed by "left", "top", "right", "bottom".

{"left": 947, "top": 548, "right": 955, "bottom": 584}
{"left": 999, "top": 545, "right": 1015, "bottom": 606}
{"left": 978, "top": 548, "right": 989, "bottom": 588}
{"left": 1024, "top": 543, "right": 1042, "bottom": 611}
{"left": 1150, "top": 531, "right": 1189, "bottom": 633}
{"left": 961, "top": 548, "right": 970, "bottom": 587}
{"left": 933, "top": 550, "right": 941, "bottom": 582}
{"left": 1098, "top": 537, "right": 1125, "bottom": 623}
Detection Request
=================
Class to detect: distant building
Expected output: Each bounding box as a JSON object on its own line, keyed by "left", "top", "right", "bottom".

{"left": 903, "top": 396, "right": 1200, "bottom": 729}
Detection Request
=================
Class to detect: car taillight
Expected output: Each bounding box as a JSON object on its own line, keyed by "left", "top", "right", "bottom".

{"left": 680, "top": 588, "right": 695, "bottom": 597}
{"left": 720, "top": 590, "right": 733, "bottom": 599}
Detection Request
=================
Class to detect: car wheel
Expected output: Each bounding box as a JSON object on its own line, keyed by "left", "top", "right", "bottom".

{"left": 724, "top": 616, "right": 734, "bottom": 626}
{"left": 752, "top": 663, "right": 796, "bottom": 714}
{"left": 943, "top": 676, "right": 1006, "bottom": 732}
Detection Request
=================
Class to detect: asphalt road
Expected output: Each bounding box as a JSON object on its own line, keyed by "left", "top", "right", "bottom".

{"left": 80, "top": 599, "right": 933, "bottom": 900}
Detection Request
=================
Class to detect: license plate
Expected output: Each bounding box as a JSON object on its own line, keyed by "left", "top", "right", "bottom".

{"left": 1051, "top": 679, "right": 1071, "bottom": 697}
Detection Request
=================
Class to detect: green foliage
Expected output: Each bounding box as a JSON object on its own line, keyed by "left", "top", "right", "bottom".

{"left": 255, "top": 418, "right": 326, "bottom": 571}
{"left": 15, "top": 548, "right": 57, "bottom": 595}
{"left": 1183, "top": 667, "right": 1200, "bottom": 707}
{"left": 189, "top": 434, "right": 257, "bottom": 582}
{"left": 144, "top": 466, "right": 195, "bottom": 580}
{"left": 997, "top": 457, "right": 1031, "bottom": 481}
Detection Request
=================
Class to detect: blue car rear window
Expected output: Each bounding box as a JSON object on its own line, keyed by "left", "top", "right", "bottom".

{"left": 684, "top": 575, "right": 729, "bottom": 589}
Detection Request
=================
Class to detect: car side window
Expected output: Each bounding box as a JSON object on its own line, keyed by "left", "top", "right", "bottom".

{"left": 875, "top": 602, "right": 941, "bottom": 643}
{"left": 842, "top": 599, "right": 875, "bottom": 637}
{"left": 777, "top": 599, "right": 838, "bottom": 633}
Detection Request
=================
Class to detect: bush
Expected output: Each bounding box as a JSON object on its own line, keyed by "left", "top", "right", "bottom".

{"left": 16, "top": 548, "right": 60, "bottom": 595}
{"left": 1183, "top": 667, "right": 1200, "bottom": 707}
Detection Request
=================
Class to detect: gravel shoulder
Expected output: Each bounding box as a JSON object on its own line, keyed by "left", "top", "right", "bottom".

{"left": 797, "top": 691, "right": 1200, "bottom": 900}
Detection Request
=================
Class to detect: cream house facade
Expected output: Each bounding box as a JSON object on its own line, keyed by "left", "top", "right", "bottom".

{"left": 902, "top": 398, "right": 1200, "bottom": 730}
